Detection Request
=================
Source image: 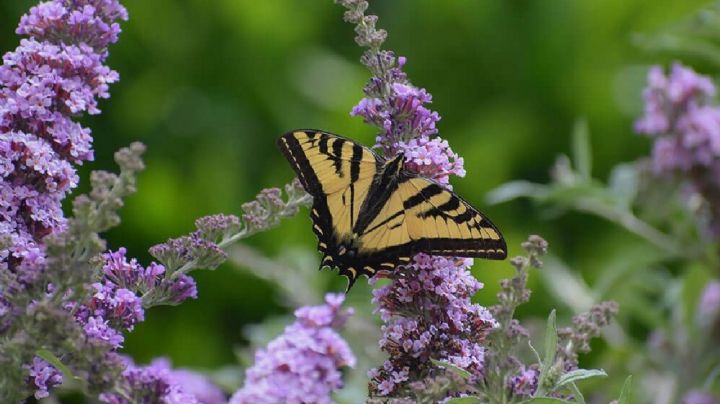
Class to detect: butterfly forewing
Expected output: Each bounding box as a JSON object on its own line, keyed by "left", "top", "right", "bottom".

{"left": 277, "top": 130, "right": 380, "bottom": 266}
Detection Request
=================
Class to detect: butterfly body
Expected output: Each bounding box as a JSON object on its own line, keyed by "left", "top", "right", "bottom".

{"left": 278, "top": 130, "right": 506, "bottom": 290}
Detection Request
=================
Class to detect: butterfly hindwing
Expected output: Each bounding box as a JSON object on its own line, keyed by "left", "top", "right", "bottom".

{"left": 278, "top": 130, "right": 507, "bottom": 291}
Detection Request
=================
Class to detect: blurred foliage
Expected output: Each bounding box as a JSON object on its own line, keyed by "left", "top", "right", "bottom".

{"left": 2, "top": 0, "right": 719, "bottom": 402}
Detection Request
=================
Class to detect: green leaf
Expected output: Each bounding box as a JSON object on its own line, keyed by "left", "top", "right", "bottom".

{"left": 556, "top": 368, "right": 607, "bottom": 388}
{"left": 540, "top": 256, "right": 595, "bottom": 313}
{"left": 444, "top": 397, "right": 482, "bottom": 404}
{"left": 568, "top": 382, "right": 585, "bottom": 404}
{"left": 36, "top": 349, "right": 77, "bottom": 381}
{"left": 543, "top": 310, "right": 558, "bottom": 366}
{"left": 608, "top": 163, "right": 638, "bottom": 208}
{"left": 430, "top": 358, "right": 472, "bottom": 380}
{"left": 572, "top": 119, "right": 592, "bottom": 180}
{"left": 521, "top": 398, "right": 572, "bottom": 404}
{"left": 486, "top": 180, "right": 547, "bottom": 205}
{"left": 618, "top": 375, "right": 633, "bottom": 404}
{"left": 536, "top": 309, "right": 558, "bottom": 395}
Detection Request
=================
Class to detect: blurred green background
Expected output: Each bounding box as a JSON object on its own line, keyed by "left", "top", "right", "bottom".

{"left": 0, "top": 0, "right": 713, "bottom": 386}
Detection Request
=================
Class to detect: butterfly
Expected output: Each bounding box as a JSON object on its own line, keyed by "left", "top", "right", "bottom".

{"left": 277, "top": 130, "right": 507, "bottom": 290}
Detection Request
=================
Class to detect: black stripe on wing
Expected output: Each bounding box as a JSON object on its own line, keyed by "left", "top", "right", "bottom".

{"left": 277, "top": 131, "right": 335, "bottom": 256}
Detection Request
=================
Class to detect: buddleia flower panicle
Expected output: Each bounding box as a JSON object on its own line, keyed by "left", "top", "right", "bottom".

{"left": 635, "top": 63, "right": 720, "bottom": 237}
{"left": 369, "top": 255, "right": 497, "bottom": 398}
{"left": 99, "top": 358, "right": 225, "bottom": 404}
{"left": 230, "top": 293, "right": 356, "bottom": 404}
{"left": 334, "top": 1, "right": 498, "bottom": 400}
{"left": 1, "top": 0, "right": 127, "bottom": 303}
{"left": 0, "top": 0, "right": 129, "bottom": 400}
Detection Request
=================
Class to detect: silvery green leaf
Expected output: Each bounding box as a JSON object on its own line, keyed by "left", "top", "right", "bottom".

{"left": 444, "top": 397, "right": 482, "bottom": 404}
{"left": 521, "top": 398, "right": 572, "bottom": 404}
{"left": 556, "top": 368, "right": 607, "bottom": 388}
{"left": 572, "top": 119, "right": 592, "bottom": 180}
{"left": 608, "top": 163, "right": 638, "bottom": 208}
{"left": 486, "top": 181, "right": 547, "bottom": 205}
{"left": 536, "top": 309, "right": 558, "bottom": 395}
{"left": 618, "top": 375, "right": 633, "bottom": 404}
{"left": 430, "top": 358, "right": 472, "bottom": 380}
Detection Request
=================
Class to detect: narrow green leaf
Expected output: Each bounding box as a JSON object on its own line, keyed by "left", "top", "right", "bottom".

{"left": 486, "top": 181, "right": 547, "bottom": 205}
{"left": 568, "top": 382, "right": 586, "bottom": 404}
{"left": 444, "top": 397, "right": 482, "bottom": 404}
{"left": 556, "top": 368, "right": 607, "bottom": 388}
{"left": 36, "top": 349, "right": 76, "bottom": 381}
{"left": 521, "top": 398, "right": 572, "bottom": 404}
{"left": 572, "top": 119, "right": 592, "bottom": 180}
{"left": 540, "top": 256, "right": 594, "bottom": 313}
{"left": 618, "top": 375, "right": 633, "bottom": 404}
{"left": 543, "top": 309, "right": 558, "bottom": 367}
{"left": 608, "top": 163, "right": 638, "bottom": 208}
{"left": 536, "top": 309, "right": 558, "bottom": 395}
{"left": 430, "top": 358, "right": 472, "bottom": 380}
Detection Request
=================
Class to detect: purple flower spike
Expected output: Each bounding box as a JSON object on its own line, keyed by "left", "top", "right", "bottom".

{"left": 369, "top": 255, "right": 497, "bottom": 396}
{"left": 635, "top": 63, "right": 720, "bottom": 237}
{"left": 230, "top": 293, "right": 356, "bottom": 404}
{"left": 1, "top": 0, "right": 128, "bottom": 333}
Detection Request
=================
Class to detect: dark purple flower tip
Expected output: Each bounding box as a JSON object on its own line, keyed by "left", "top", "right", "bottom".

{"left": 87, "top": 281, "right": 144, "bottom": 330}
{"left": 83, "top": 315, "right": 124, "bottom": 348}
{"left": 102, "top": 247, "right": 140, "bottom": 287}
{"left": 166, "top": 273, "right": 198, "bottom": 304}
{"left": 195, "top": 213, "right": 241, "bottom": 243}
{"left": 149, "top": 232, "right": 227, "bottom": 273}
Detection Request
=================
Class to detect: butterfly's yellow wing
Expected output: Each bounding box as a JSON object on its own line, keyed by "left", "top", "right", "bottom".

{"left": 278, "top": 130, "right": 506, "bottom": 290}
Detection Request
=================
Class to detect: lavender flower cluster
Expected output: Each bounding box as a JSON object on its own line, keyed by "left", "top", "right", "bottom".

{"left": 369, "top": 255, "right": 497, "bottom": 397}
{"left": 71, "top": 247, "right": 198, "bottom": 351}
{"left": 1, "top": 0, "right": 126, "bottom": 282}
{"left": 230, "top": 293, "right": 356, "bottom": 404}
{"left": 340, "top": 0, "right": 464, "bottom": 184}
{"left": 100, "top": 358, "right": 225, "bottom": 404}
{"left": 635, "top": 63, "right": 720, "bottom": 236}
{"left": 351, "top": 66, "right": 465, "bottom": 184}
{"left": 0, "top": 0, "right": 131, "bottom": 400}
{"left": 335, "top": 0, "right": 502, "bottom": 400}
